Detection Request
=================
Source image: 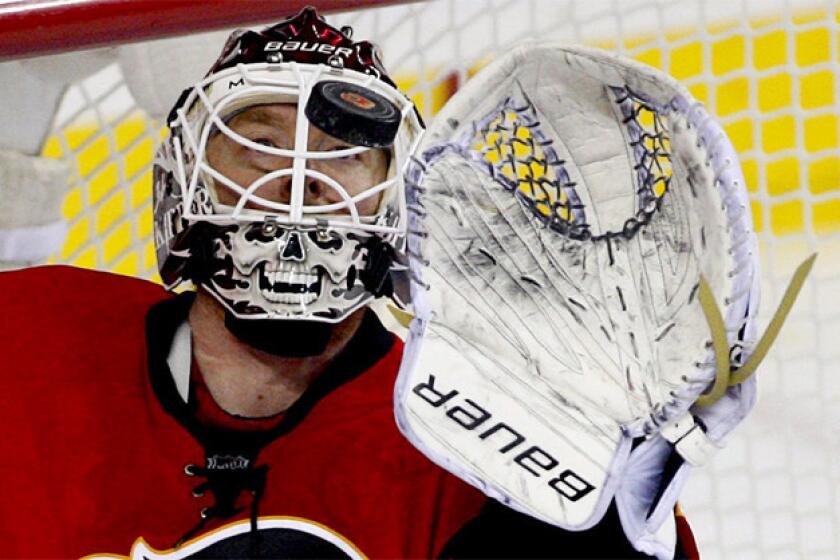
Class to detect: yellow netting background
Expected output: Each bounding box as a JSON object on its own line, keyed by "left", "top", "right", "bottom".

{"left": 43, "top": 4, "right": 839, "bottom": 280}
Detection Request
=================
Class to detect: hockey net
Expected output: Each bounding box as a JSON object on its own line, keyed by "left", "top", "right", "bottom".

{"left": 6, "top": 0, "right": 839, "bottom": 557}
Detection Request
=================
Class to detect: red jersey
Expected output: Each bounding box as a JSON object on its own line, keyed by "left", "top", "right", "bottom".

{"left": 0, "top": 266, "right": 688, "bottom": 559}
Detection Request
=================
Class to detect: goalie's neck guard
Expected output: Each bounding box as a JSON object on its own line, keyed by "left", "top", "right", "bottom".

{"left": 152, "top": 7, "right": 423, "bottom": 323}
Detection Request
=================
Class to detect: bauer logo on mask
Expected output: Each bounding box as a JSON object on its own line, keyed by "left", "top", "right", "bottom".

{"left": 264, "top": 41, "right": 355, "bottom": 58}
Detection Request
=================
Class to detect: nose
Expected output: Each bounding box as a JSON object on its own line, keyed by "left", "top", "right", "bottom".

{"left": 303, "top": 175, "right": 339, "bottom": 207}
{"left": 250, "top": 174, "right": 336, "bottom": 209}
{"left": 279, "top": 230, "right": 306, "bottom": 261}
{"left": 250, "top": 173, "right": 291, "bottom": 208}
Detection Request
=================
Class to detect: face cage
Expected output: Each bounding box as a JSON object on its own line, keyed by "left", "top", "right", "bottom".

{"left": 170, "top": 61, "right": 424, "bottom": 242}
{"left": 161, "top": 62, "right": 422, "bottom": 323}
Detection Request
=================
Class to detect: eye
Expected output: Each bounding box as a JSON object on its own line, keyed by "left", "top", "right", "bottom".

{"left": 329, "top": 146, "right": 361, "bottom": 162}
{"left": 249, "top": 138, "right": 277, "bottom": 150}
{"left": 241, "top": 137, "right": 284, "bottom": 171}
{"left": 244, "top": 138, "right": 283, "bottom": 167}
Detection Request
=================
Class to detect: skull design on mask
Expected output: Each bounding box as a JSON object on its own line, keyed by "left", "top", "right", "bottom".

{"left": 207, "top": 223, "right": 372, "bottom": 321}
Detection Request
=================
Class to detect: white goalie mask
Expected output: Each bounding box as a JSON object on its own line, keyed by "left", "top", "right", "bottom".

{"left": 153, "top": 8, "right": 423, "bottom": 322}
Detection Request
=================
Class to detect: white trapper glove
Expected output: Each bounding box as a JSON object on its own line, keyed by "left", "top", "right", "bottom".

{"left": 0, "top": 50, "right": 112, "bottom": 269}
{"left": 391, "top": 44, "right": 818, "bottom": 560}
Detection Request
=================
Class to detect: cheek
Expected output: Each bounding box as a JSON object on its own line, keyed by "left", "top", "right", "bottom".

{"left": 206, "top": 136, "right": 229, "bottom": 172}
{"left": 356, "top": 193, "right": 381, "bottom": 215}
{"left": 206, "top": 138, "right": 256, "bottom": 204}
{"left": 349, "top": 159, "right": 387, "bottom": 214}
{"left": 363, "top": 154, "right": 390, "bottom": 214}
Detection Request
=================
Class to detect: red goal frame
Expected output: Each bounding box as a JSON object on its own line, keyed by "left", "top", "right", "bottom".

{"left": 0, "top": 0, "right": 413, "bottom": 59}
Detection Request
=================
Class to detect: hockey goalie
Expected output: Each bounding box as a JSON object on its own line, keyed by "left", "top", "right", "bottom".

{"left": 0, "top": 6, "right": 808, "bottom": 559}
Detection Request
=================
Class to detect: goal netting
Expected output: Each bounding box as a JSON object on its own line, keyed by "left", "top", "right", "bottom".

{"left": 5, "top": 0, "right": 838, "bottom": 557}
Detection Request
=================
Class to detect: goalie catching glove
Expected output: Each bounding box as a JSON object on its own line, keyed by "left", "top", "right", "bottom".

{"left": 393, "top": 44, "right": 811, "bottom": 558}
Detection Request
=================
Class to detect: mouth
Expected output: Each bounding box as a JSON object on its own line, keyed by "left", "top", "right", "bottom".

{"left": 257, "top": 263, "right": 322, "bottom": 305}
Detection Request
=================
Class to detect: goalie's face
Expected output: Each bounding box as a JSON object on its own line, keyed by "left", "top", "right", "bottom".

{"left": 187, "top": 102, "right": 394, "bottom": 322}
{"left": 205, "top": 103, "right": 389, "bottom": 215}
{"left": 154, "top": 47, "right": 424, "bottom": 324}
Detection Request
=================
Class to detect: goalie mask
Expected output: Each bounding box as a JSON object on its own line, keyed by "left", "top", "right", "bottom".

{"left": 153, "top": 7, "right": 423, "bottom": 323}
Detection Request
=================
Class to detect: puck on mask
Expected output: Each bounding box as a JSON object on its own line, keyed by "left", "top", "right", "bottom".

{"left": 305, "top": 80, "right": 400, "bottom": 148}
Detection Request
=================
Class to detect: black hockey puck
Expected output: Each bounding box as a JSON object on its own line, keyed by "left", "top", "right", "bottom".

{"left": 305, "top": 80, "right": 401, "bottom": 148}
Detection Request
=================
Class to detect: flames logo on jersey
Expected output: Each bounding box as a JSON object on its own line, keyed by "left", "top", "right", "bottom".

{"left": 83, "top": 517, "right": 365, "bottom": 560}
